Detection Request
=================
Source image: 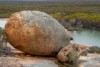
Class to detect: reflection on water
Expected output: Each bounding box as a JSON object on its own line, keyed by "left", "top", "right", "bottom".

{"left": 72, "top": 29, "right": 100, "bottom": 46}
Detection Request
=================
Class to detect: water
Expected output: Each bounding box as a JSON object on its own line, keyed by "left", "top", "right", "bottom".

{"left": 0, "top": 19, "right": 7, "bottom": 28}
{"left": 72, "top": 29, "right": 100, "bottom": 46}
{"left": 0, "top": 19, "right": 100, "bottom": 46}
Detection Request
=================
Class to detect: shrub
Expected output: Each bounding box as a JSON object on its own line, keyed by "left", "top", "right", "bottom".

{"left": 64, "top": 13, "right": 100, "bottom": 23}
{"left": 88, "top": 46, "right": 100, "bottom": 53}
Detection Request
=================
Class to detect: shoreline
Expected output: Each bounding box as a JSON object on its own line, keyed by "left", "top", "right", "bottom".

{"left": 0, "top": 18, "right": 100, "bottom": 31}
{"left": 60, "top": 20, "right": 100, "bottom": 31}
{"left": 0, "top": 18, "right": 8, "bottom": 20}
{"left": 71, "top": 41, "right": 91, "bottom": 47}
{"left": 0, "top": 19, "right": 7, "bottom": 28}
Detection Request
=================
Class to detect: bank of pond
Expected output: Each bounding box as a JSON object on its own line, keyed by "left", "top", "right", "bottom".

{"left": 52, "top": 13, "right": 100, "bottom": 30}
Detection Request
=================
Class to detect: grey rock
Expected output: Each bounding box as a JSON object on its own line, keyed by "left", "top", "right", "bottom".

{"left": 5, "top": 11, "right": 70, "bottom": 56}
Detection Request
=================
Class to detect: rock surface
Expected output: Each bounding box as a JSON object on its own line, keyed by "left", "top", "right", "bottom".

{"left": 57, "top": 44, "right": 88, "bottom": 63}
{"left": 0, "top": 42, "right": 99, "bottom": 67}
{"left": 79, "top": 54, "right": 100, "bottom": 67}
{"left": 0, "top": 57, "right": 58, "bottom": 67}
{"left": 5, "top": 11, "right": 70, "bottom": 56}
{"left": 0, "top": 53, "right": 100, "bottom": 67}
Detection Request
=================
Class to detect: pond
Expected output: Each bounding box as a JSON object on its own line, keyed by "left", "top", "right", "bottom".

{"left": 0, "top": 19, "right": 100, "bottom": 47}
{"left": 72, "top": 29, "right": 100, "bottom": 47}
{"left": 0, "top": 19, "right": 7, "bottom": 28}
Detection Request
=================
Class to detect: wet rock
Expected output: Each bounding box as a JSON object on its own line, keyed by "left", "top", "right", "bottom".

{"left": 5, "top": 11, "right": 70, "bottom": 56}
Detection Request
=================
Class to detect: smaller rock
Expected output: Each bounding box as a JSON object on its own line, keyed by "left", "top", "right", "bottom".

{"left": 57, "top": 44, "right": 73, "bottom": 62}
{"left": 57, "top": 44, "right": 88, "bottom": 63}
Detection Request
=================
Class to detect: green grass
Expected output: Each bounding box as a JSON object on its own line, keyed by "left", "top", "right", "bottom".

{"left": 50, "top": 13, "right": 100, "bottom": 24}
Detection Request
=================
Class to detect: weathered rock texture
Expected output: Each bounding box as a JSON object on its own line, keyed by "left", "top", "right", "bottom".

{"left": 5, "top": 11, "right": 70, "bottom": 56}
{"left": 57, "top": 44, "right": 88, "bottom": 63}
{"left": 0, "top": 57, "right": 58, "bottom": 67}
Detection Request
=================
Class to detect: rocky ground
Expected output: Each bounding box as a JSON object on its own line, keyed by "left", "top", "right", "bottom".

{"left": 0, "top": 43, "right": 100, "bottom": 67}
{"left": 0, "top": 43, "right": 58, "bottom": 67}
{"left": 0, "top": 56, "right": 58, "bottom": 67}
{"left": 79, "top": 54, "right": 100, "bottom": 67}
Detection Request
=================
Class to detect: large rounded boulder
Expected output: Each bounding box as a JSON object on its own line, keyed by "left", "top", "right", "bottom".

{"left": 5, "top": 11, "right": 70, "bottom": 56}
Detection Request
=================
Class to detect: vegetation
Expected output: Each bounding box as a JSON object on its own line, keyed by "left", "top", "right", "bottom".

{"left": 56, "top": 59, "right": 78, "bottom": 67}
{"left": 64, "top": 13, "right": 100, "bottom": 23}
{"left": 0, "top": 2, "right": 100, "bottom": 18}
{"left": 88, "top": 46, "right": 100, "bottom": 53}
{"left": 68, "top": 51, "right": 77, "bottom": 63}
{"left": 56, "top": 61, "right": 76, "bottom": 67}
{"left": 0, "top": 2, "right": 100, "bottom": 29}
